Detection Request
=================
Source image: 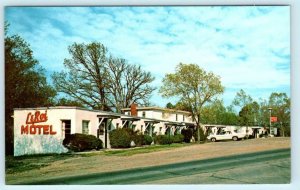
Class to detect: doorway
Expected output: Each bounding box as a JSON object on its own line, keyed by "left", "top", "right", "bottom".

{"left": 62, "top": 120, "right": 71, "bottom": 139}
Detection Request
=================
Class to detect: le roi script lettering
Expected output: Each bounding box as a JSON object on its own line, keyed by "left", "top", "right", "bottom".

{"left": 21, "top": 110, "right": 57, "bottom": 135}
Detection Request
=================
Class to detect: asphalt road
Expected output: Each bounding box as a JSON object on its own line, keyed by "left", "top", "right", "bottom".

{"left": 20, "top": 148, "right": 290, "bottom": 185}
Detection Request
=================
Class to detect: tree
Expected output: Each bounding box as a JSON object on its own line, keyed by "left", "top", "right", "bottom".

{"left": 55, "top": 97, "right": 85, "bottom": 107}
{"left": 5, "top": 22, "right": 56, "bottom": 155}
{"left": 159, "top": 63, "right": 224, "bottom": 143}
{"left": 232, "top": 89, "right": 253, "bottom": 110}
{"left": 268, "top": 93, "right": 290, "bottom": 136}
{"left": 52, "top": 42, "right": 155, "bottom": 112}
{"left": 166, "top": 102, "right": 175, "bottom": 109}
{"left": 201, "top": 100, "right": 238, "bottom": 125}
{"left": 106, "top": 57, "right": 155, "bottom": 112}
{"left": 238, "top": 101, "right": 260, "bottom": 130}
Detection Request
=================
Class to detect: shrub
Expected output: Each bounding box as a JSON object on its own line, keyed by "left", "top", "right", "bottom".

{"left": 181, "top": 128, "right": 193, "bottom": 143}
{"left": 133, "top": 134, "right": 153, "bottom": 146}
{"left": 109, "top": 128, "right": 132, "bottom": 148}
{"left": 63, "top": 133, "right": 103, "bottom": 152}
{"left": 154, "top": 135, "right": 173, "bottom": 145}
{"left": 173, "top": 134, "right": 184, "bottom": 143}
{"left": 134, "top": 133, "right": 144, "bottom": 147}
{"left": 144, "top": 135, "right": 153, "bottom": 145}
{"left": 193, "top": 127, "right": 207, "bottom": 142}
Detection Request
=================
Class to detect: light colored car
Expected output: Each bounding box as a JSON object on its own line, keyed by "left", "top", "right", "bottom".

{"left": 207, "top": 131, "right": 246, "bottom": 142}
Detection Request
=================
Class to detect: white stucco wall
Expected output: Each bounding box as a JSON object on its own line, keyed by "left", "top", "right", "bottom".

{"left": 13, "top": 108, "right": 73, "bottom": 156}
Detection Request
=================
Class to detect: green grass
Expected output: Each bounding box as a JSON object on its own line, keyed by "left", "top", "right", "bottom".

{"left": 5, "top": 153, "right": 76, "bottom": 174}
{"left": 6, "top": 143, "right": 194, "bottom": 174}
{"left": 103, "top": 143, "right": 192, "bottom": 156}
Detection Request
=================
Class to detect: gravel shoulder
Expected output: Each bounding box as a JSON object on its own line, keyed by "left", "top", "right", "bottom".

{"left": 6, "top": 137, "right": 290, "bottom": 184}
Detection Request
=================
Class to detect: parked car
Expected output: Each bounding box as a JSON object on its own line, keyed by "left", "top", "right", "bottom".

{"left": 207, "top": 131, "right": 246, "bottom": 142}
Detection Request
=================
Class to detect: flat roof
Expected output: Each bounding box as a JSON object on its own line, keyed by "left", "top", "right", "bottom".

{"left": 13, "top": 106, "right": 195, "bottom": 124}
{"left": 165, "top": 122, "right": 186, "bottom": 126}
{"left": 121, "top": 117, "right": 140, "bottom": 121}
{"left": 97, "top": 114, "right": 120, "bottom": 119}
{"left": 121, "top": 106, "right": 191, "bottom": 114}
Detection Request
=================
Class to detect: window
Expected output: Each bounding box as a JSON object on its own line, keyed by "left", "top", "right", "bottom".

{"left": 176, "top": 114, "right": 178, "bottom": 121}
{"left": 183, "top": 115, "right": 185, "bottom": 122}
{"left": 82, "top": 120, "right": 89, "bottom": 135}
{"left": 142, "top": 111, "right": 146, "bottom": 117}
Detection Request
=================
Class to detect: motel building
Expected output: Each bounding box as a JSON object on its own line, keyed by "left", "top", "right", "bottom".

{"left": 13, "top": 104, "right": 196, "bottom": 156}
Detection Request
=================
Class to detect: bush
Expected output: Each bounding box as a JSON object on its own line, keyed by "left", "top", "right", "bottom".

{"left": 134, "top": 133, "right": 144, "bottom": 147}
{"left": 133, "top": 134, "right": 153, "bottom": 146}
{"left": 144, "top": 135, "right": 153, "bottom": 145}
{"left": 109, "top": 128, "right": 132, "bottom": 148}
{"left": 173, "top": 134, "right": 184, "bottom": 143}
{"left": 181, "top": 128, "right": 193, "bottom": 143}
{"left": 193, "top": 127, "right": 207, "bottom": 142}
{"left": 154, "top": 135, "right": 173, "bottom": 145}
{"left": 63, "top": 133, "right": 103, "bottom": 152}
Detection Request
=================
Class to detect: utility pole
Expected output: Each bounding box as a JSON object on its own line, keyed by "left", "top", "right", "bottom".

{"left": 268, "top": 107, "right": 272, "bottom": 137}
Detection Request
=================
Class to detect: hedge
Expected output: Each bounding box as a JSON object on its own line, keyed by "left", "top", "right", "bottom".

{"left": 173, "top": 134, "right": 184, "bottom": 143}
{"left": 63, "top": 133, "right": 103, "bottom": 152}
{"left": 154, "top": 135, "right": 173, "bottom": 145}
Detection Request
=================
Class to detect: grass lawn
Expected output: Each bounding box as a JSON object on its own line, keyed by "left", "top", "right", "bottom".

{"left": 6, "top": 143, "right": 194, "bottom": 174}
{"left": 103, "top": 143, "right": 192, "bottom": 156}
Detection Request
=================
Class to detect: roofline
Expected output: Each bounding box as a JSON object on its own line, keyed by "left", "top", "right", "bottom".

{"left": 13, "top": 106, "right": 192, "bottom": 124}
{"left": 121, "top": 106, "right": 192, "bottom": 114}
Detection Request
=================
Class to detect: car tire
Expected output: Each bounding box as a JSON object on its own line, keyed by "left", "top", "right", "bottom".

{"left": 211, "top": 138, "right": 216, "bottom": 142}
{"left": 232, "top": 136, "right": 238, "bottom": 141}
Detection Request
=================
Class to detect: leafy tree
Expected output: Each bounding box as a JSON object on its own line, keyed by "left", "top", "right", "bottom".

{"left": 232, "top": 89, "right": 253, "bottom": 110}
{"left": 166, "top": 102, "right": 175, "bottom": 109}
{"left": 257, "top": 98, "right": 270, "bottom": 127}
{"left": 5, "top": 23, "right": 56, "bottom": 155}
{"left": 165, "top": 101, "right": 191, "bottom": 112}
{"left": 52, "top": 42, "right": 155, "bottom": 112}
{"left": 268, "top": 93, "right": 290, "bottom": 136}
{"left": 55, "top": 97, "right": 84, "bottom": 107}
{"left": 201, "top": 100, "right": 238, "bottom": 125}
{"left": 238, "top": 101, "right": 260, "bottom": 126}
{"left": 159, "top": 63, "right": 224, "bottom": 143}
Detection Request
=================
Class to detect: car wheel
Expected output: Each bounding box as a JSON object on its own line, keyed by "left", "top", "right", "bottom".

{"left": 211, "top": 138, "right": 216, "bottom": 142}
{"left": 232, "top": 136, "right": 238, "bottom": 141}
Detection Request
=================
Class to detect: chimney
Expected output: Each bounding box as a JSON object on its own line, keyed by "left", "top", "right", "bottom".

{"left": 130, "top": 103, "right": 138, "bottom": 116}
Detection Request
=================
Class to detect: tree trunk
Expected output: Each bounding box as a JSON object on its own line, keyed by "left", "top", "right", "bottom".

{"left": 197, "top": 114, "right": 201, "bottom": 143}
{"left": 197, "top": 125, "right": 200, "bottom": 144}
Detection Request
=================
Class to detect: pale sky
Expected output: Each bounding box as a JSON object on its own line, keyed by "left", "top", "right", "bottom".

{"left": 5, "top": 6, "right": 290, "bottom": 107}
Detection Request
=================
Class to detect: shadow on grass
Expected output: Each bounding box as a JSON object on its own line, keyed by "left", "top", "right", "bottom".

{"left": 5, "top": 153, "right": 76, "bottom": 174}
{"left": 6, "top": 143, "right": 195, "bottom": 174}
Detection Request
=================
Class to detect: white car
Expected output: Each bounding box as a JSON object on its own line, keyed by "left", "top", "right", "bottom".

{"left": 207, "top": 131, "right": 246, "bottom": 142}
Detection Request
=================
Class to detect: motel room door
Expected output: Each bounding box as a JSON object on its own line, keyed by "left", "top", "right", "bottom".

{"left": 62, "top": 120, "right": 71, "bottom": 139}
{"left": 97, "top": 118, "right": 108, "bottom": 148}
